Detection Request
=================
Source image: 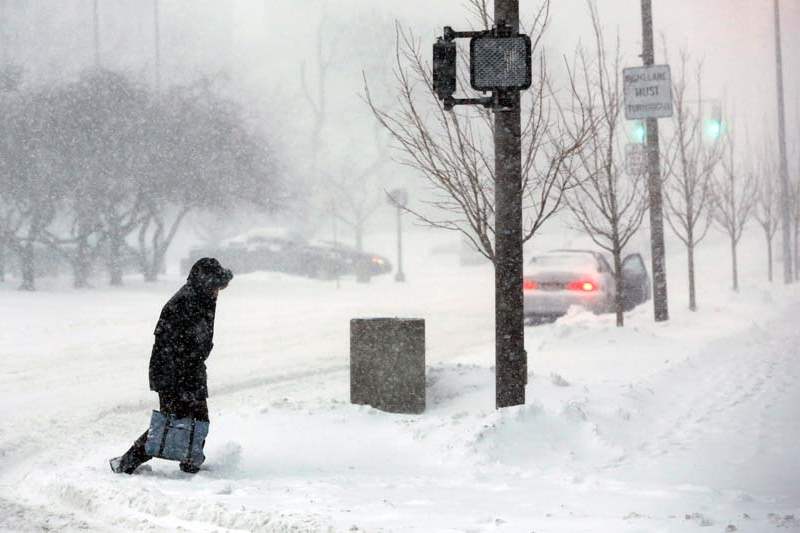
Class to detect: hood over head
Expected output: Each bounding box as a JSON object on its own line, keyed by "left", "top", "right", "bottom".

{"left": 188, "top": 257, "right": 233, "bottom": 292}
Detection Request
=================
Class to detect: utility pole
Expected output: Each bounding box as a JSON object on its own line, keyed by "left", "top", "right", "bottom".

{"left": 154, "top": 0, "right": 162, "bottom": 93}
{"left": 494, "top": 0, "right": 526, "bottom": 408}
{"left": 92, "top": 0, "right": 100, "bottom": 67}
{"left": 332, "top": 205, "right": 340, "bottom": 289}
{"left": 773, "top": 0, "right": 793, "bottom": 284}
{"left": 395, "top": 205, "right": 406, "bottom": 282}
{"left": 0, "top": 0, "right": 7, "bottom": 65}
{"left": 0, "top": 0, "right": 7, "bottom": 283}
{"left": 640, "top": 0, "right": 669, "bottom": 321}
{"left": 432, "top": 0, "right": 530, "bottom": 408}
{"left": 388, "top": 188, "right": 408, "bottom": 282}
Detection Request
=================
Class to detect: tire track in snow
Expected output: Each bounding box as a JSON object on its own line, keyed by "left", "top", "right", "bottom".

{"left": 92, "top": 362, "right": 349, "bottom": 421}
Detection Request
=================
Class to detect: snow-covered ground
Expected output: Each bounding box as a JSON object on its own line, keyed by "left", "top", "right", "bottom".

{"left": 1, "top": 227, "right": 799, "bottom": 532}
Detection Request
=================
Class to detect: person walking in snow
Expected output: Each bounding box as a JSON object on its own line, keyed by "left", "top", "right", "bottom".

{"left": 110, "top": 257, "right": 233, "bottom": 475}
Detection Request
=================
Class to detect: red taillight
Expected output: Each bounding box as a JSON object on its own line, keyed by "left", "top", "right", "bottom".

{"left": 566, "top": 280, "right": 597, "bottom": 292}
{"left": 523, "top": 279, "right": 539, "bottom": 291}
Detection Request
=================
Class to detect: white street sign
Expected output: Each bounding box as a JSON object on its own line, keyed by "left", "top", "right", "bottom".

{"left": 623, "top": 65, "right": 673, "bottom": 120}
{"left": 625, "top": 143, "right": 647, "bottom": 176}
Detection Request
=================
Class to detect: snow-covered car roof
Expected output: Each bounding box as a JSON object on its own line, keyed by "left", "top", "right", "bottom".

{"left": 222, "top": 228, "right": 306, "bottom": 247}
{"left": 526, "top": 251, "right": 600, "bottom": 273}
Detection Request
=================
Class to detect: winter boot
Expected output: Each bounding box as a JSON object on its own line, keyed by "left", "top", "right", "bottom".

{"left": 179, "top": 462, "right": 201, "bottom": 474}
{"left": 109, "top": 455, "right": 140, "bottom": 475}
{"left": 110, "top": 434, "right": 151, "bottom": 475}
{"left": 109, "top": 456, "right": 124, "bottom": 473}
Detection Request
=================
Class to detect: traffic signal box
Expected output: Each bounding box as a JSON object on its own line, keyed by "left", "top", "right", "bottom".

{"left": 432, "top": 24, "right": 531, "bottom": 111}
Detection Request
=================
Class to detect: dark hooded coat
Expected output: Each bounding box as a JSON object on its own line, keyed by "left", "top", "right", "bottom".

{"left": 148, "top": 258, "right": 233, "bottom": 399}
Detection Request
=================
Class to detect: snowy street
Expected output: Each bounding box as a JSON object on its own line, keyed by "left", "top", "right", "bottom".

{"left": 1, "top": 231, "right": 799, "bottom": 532}
{"left": 1, "top": 0, "right": 799, "bottom": 531}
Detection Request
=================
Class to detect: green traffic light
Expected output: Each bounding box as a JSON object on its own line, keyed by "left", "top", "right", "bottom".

{"left": 631, "top": 122, "right": 646, "bottom": 144}
{"left": 705, "top": 119, "right": 723, "bottom": 140}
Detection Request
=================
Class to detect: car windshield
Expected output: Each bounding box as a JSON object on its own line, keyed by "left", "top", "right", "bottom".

{"left": 528, "top": 253, "right": 597, "bottom": 271}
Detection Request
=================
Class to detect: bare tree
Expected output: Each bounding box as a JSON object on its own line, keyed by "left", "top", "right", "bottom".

{"left": 327, "top": 140, "right": 387, "bottom": 252}
{"left": 793, "top": 135, "right": 800, "bottom": 281}
{"left": 135, "top": 78, "right": 278, "bottom": 282}
{"left": 712, "top": 133, "right": 757, "bottom": 292}
{"left": 662, "top": 52, "right": 722, "bottom": 310}
{"left": 0, "top": 218, "right": 6, "bottom": 281}
{"left": 298, "top": 8, "right": 353, "bottom": 240}
{"left": 300, "top": 7, "right": 393, "bottom": 247}
{"left": 563, "top": 4, "right": 648, "bottom": 327}
{"left": 0, "top": 81, "right": 61, "bottom": 291}
{"left": 39, "top": 207, "right": 104, "bottom": 289}
{"left": 753, "top": 145, "right": 781, "bottom": 282}
{"left": 299, "top": 11, "right": 334, "bottom": 194}
{"left": 191, "top": 210, "right": 250, "bottom": 249}
{"left": 364, "top": 0, "right": 589, "bottom": 262}
{"left": 38, "top": 70, "right": 145, "bottom": 288}
{"left": 0, "top": 64, "right": 24, "bottom": 283}
{"left": 789, "top": 171, "right": 800, "bottom": 282}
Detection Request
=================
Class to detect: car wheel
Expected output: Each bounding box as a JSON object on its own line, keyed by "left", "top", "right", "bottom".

{"left": 604, "top": 293, "right": 615, "bottom": 314}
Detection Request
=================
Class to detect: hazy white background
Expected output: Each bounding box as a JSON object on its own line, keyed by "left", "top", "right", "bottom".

{"left": 4, "top": 0, "right": 798, "bottom": 176}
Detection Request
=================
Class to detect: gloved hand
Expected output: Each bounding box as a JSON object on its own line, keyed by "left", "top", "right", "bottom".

{"left": 179, "top": 390, "right": 197, "bottom": 403}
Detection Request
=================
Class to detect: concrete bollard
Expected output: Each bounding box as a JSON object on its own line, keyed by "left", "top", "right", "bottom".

{"left": 350, "top": 318, "right": 425, "bottom": 414}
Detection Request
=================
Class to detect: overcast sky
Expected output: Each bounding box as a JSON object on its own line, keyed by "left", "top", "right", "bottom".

{"left": 227, "top": 1, "right": 799, "bottom": 178}
{"left": 234, "top": 0, "right": 800, "bottom": 124}
{"left": 3, "top": 1, "right": 798, "bottom": 185}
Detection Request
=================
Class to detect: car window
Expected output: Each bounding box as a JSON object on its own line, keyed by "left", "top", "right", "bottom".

{"left": 622, "top": 254, "right": 646, "bottom": 275}
{"left": 597, "top": 256, "right": 612, "bottom": 273}
{"left": 528, "top": 254, "right": 598, "bottom": 271}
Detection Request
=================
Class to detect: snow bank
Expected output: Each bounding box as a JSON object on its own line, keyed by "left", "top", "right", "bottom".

{"left": 1, "top": 228, "right": 799, "bottom": 531}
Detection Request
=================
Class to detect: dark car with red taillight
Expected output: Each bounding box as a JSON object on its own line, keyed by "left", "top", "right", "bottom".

{"left": 180, "top": 229, "right": 392, "bottom": 281}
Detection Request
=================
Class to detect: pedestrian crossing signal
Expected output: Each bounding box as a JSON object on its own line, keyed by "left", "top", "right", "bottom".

{"left": 470, "top": 33, "right": 531, "bottom": 92}
{"left": 433, "top": 38, "right": 457, "bottom": 102}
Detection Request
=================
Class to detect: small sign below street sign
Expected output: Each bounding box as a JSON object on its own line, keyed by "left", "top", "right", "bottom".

{"left": 623, "top": 64, "right": 673, "bottom": 120}
{"left": 625, "top": 143, "right": 647, "bottom": 176}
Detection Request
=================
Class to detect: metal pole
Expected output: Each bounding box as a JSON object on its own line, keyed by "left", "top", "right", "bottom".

{"left": 332, "top": 207, "right": 340, "bottom": 289}
{"left": 640, "top": 0, "right": 669, "bottom": 321}
{"left": 494, "top": 0, "right": 526, "bottom": 409}
{"left": 92, "top": 0, "right": 100, "bottom": 67}
{"left": 773, "top": 0, "right": 793, "bottom": 284}
{"left": 0, "top": 0, "right": 7, "bottom": 65}
{"left": 154, "top": 0, "right": 161, "bottom": 93}
{"left": 0, "top": 0, "right": 6, "bottom": 282}
{"left": 395, "top": 206, "right": 406, "bottom": 282}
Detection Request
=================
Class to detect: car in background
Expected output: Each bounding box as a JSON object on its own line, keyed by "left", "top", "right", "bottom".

{"left": 180, "top": 229, "right": 392, "bottom": 281}
{"left": 523, "top": 250, "right": 616, "bottom": 323}
{"left": 523, "top": 249, "right": 651, "bottom": 324}
{"left": 307, "top": 241, "right": 392, "bottom": 280}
